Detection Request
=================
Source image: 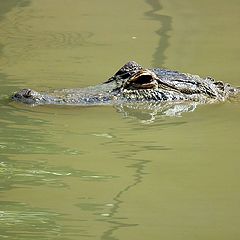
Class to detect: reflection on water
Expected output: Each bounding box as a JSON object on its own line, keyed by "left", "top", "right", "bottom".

{"left": 115, "top": 102, "right": 198, "bottom": 123}
{"left": 75, "top": 133, "right": 172, "bottom": 239}
{"left": 145, "top": 0, "right": 172, "bottom": 67}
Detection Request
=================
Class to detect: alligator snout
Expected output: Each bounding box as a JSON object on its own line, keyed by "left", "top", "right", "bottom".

{"left": 14, "top": 89, "right": 34, "bottom": 98}
{"left": 12, "top": 88, "right": 39, "bottom": 104}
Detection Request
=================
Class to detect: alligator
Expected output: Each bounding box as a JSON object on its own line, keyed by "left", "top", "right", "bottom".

{"left": 12, "top": 61, "right": 239, "bottom": 108}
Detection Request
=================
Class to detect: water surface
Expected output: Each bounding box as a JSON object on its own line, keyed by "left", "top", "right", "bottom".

{"left": 0, "top": 0, "right": 240, "bottom": 239}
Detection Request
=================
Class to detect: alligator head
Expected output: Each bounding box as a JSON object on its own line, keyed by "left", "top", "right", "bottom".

{"left": 12, "top": 61, "right": 239, "bottom": 106}
{"left": 12, "top": 61, "right": 164, "bottom": 105}
{"left": 105, "top": 61, "right": 237, "bottom": 103}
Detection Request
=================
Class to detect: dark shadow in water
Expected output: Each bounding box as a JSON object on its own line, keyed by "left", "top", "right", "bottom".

{"left": 99, "top": 139, "right": 171, "bottom": 240}
{"left": 144, "top": 0, "right": 172, "bottom": 67}
{"left": 100, "top": 159, "right": 149, "bottom": 240}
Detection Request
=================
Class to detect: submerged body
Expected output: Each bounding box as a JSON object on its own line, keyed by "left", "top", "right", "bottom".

{"left": 12, "top": 61, "right": 239, "bottom": 106}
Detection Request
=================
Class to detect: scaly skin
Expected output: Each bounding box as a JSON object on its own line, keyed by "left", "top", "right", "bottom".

{"left": 12, "top": 61, "right": 239, "bottom": 105}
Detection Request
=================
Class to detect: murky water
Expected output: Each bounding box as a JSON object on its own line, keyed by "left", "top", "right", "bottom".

{"left": 0, "top": 0, "right": 240, "bottom": 239}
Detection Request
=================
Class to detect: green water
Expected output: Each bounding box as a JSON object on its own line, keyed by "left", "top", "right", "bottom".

{"left": 0, "top": 0, "right": 240, "bottom": 239}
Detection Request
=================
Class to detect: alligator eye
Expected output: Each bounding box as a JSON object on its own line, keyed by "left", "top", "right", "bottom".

{"left": 126, "top": 70, "right": 158, "bottom": 89}
{"left": 133, "top": 74, "right": 153, "bottom": 84}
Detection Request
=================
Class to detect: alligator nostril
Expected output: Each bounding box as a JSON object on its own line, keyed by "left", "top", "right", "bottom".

{"left": 24, "top": 89, "right": 33, "bottom": 98}
{"left": 13, "top": 89, "right": 34, "bottom": 99}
